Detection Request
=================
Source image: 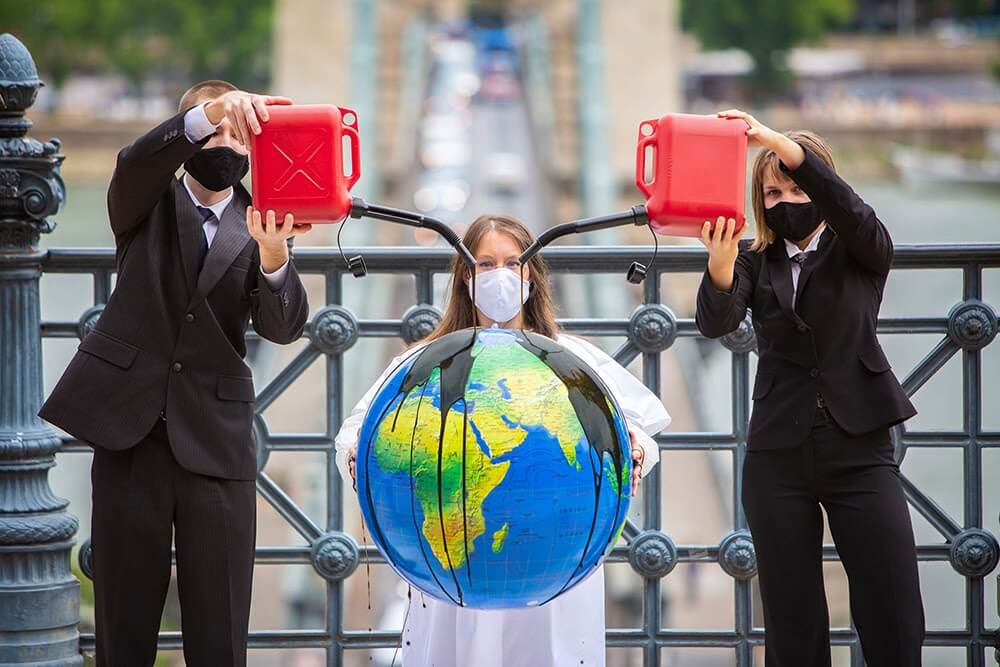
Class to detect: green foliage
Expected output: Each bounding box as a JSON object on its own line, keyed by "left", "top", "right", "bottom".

{"left": 681, "top": 0, "right": 855, "bottom": 99}
{"left": 0, "top": 0, "right": 97, "bottom": 88}
{"left": 0, "top": 0, "right": 275, "bottom": 92}
{"left": 161, "top": 0, "right": 274, "bottom": 87}
{"left": 949, "top": 0, "right": 996, "bottom": 17}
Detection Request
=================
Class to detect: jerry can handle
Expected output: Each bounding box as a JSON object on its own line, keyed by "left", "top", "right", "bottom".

{"left": 635, "top": 119, "right": 659, "bottom": 199}
{"left": 339, "top": 106, "right": 362, "bottom": 190}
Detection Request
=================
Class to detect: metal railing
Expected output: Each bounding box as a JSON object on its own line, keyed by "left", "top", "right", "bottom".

{"left": 35, "top": 242, "right": 1000, "bottom": 666}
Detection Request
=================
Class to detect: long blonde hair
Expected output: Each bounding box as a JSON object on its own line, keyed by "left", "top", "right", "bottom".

{"left": 749, "top": 130, "right": 837, "bottom": 252}
{"left": 422, "top": 214, "right": 560, "bottom": 342}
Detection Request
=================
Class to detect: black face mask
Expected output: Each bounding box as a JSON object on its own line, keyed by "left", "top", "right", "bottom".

{"left": 184, "top": 147, "right": 249, "bottom": 192}
{"left": 763, "top": 201, "right": 822, "bottom": 242}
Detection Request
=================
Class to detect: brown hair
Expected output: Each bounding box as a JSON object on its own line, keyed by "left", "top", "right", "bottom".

{"left": 749, "top": 130, "right": 837, "bottom": 252}
{"left": 422, "top": 214, "right": 560, "bottom": 342}
{"left": 178, "top": 79, "right": 238, "bottom": 112}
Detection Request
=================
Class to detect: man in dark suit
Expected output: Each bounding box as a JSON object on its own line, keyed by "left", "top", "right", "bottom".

{"left": 40, "top": 80, "right": 311, "bottom": 665}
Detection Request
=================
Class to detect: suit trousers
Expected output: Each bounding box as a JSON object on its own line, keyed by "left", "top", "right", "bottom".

{"left": 90, "top": 418, "right": 256, "bottom": 666}
{"left": 742, "top": 406, "right": 925, "bottom": 667}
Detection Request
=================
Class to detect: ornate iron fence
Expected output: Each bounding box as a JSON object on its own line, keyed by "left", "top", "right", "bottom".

{"left": 25, "top": 244, "right": 1000, "bottom": 666}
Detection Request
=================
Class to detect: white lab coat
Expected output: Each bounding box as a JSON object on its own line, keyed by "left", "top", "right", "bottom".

{"left": 334, "top": 332, "right": 671, "bottom": 667}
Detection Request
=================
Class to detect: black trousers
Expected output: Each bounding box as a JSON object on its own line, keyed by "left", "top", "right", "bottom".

{"left": 91, "top": 418, "right": 256, "bottom": 666}
{"left": 742, "top": 407, "right": 925, "bottom": 667}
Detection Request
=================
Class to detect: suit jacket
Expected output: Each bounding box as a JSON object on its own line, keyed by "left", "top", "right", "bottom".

{"left": 696, "top": 146, "right": 916, "bottom": 450}
{"left": 40, "top": 109, "right": 309, "bottom": 480}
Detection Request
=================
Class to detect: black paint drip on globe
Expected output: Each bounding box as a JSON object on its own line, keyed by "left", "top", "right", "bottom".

{"left": 361, "top": 327, "right": 629, "bottom": 607}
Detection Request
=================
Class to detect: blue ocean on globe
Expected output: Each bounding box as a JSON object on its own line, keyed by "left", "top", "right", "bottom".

{"left": 356, "top": 327, "right": 632, "bottom": 608}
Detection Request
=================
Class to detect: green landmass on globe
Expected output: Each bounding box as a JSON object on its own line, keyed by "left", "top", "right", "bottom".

{"left": 491, "top": 523, "right": 509, "bottom": 553}
{"left": 373, "top": 338, "right": 622, "bottom": 571}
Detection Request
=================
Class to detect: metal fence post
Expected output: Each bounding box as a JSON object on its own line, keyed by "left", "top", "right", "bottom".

{"left": 0, "top": 33, "right": 80, "bottom": 665}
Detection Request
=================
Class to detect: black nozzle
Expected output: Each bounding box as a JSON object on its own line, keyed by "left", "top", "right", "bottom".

{"left": 626, "top": 261, "right": 647, "bottom": 284}
{"left": 348, "top": 255, "right": 367, "bottom": 278}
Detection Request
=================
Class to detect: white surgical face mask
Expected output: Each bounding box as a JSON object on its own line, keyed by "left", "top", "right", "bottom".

{"left": 468, "top": 268, "right": 531, "bottom": 325}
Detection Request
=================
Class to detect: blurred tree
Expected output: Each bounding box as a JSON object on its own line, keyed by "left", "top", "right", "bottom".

{"left": 164, "top": 0, "right": 274, "bottom": 89}
{"left": 942, "top": 0, "right": 997, "bottom": 18}
{"left": 0, "top": 0, "right": 100, "bottom": 91}
{"left": 681, "top": 0, "right": 855, "bottom": 100}
{"left": 995, "top": 41, "right": 1000, "bottom": 84}
{"left": 468, "top": 0, "right": 511, "bottom": 17}
{"left": 0, "top": 0, "right": 274, "bottom": 98}
{"left": 93, "top": 0, "right": 171, "bottom": 94}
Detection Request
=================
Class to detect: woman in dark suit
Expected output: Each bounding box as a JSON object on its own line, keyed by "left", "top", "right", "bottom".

{"left": 696, "top": 109, "right": 925, "bottom": 667}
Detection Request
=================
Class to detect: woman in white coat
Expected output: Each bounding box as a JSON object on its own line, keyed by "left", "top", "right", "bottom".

{"left": 335, "top": 214, "right": 671, "bottom": 666}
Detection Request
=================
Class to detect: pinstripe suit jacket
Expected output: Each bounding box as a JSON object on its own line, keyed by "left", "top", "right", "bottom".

{"left": 40, "top": 109, "right": 308, "bottom": 480}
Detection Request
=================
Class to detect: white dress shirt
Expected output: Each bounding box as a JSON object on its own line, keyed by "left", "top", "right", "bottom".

{"left": 332, "top": 332, "right": 670, "bottom": 667}
{"left": 181, "top": 172, "right": 231, "bottom": 248}
{"left": 182, "top": 104, "right": 288, "bottom": 289}
{"left": 183, "top": 102, "right": 220, "bottom": 144}
{"left": 785, "top": 226, "right": 825, "bottom": 308}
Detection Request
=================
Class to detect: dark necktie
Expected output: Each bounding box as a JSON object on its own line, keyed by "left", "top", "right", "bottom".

{"left": 195, "top": 206, "right": 215, "bottom": 273}
{"left": 790, "top": 251, "right": 813, "bottom": 309}
{"left": 790, "top": 251, "right": 821, "bottom": 405}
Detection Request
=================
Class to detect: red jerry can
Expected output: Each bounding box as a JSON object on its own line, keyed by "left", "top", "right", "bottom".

{"left": 250, "top": 104, "right": 361, "bottom": 223}
{"left": 635, "top": 113, "right": 748, "bottom": 238}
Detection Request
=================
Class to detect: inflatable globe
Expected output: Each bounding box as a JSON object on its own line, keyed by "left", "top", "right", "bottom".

{"left": 356, "top": 327, "right": 632, "bottom": 608}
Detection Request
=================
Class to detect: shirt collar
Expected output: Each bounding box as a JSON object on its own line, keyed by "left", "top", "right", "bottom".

{"left": 182, "top": 173, "right": 233, "bottom": 221}
{"left": 784, "top": 225, "right": 826, "bottom": 259}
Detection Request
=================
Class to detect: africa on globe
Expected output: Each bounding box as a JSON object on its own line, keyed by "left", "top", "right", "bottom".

{"left": 356, "top": 327, "right": 632, "bottom": 609}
